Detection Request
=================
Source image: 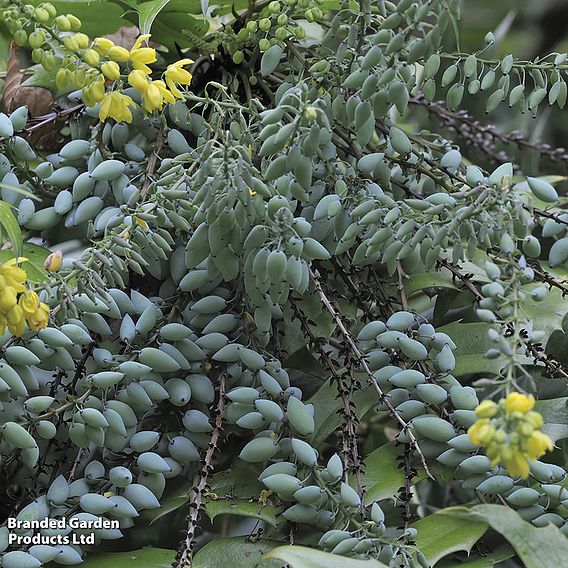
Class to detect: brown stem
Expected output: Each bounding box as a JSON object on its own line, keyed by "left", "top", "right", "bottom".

{"left": 174, "top": 374, "right": 226, "bottom": 568}
{"left": 291, "top": 301, "right": 364, "bottom": 498}
{"left": 396, "top": 262, "right": 409, "bottom": 311}
{"left": 411, "top": 94, "right": 568, "bottom": 167}
{"left": 438, "top": 259, "right": 483, "bottom": 301}
{"left": 310, "top": 268, "right": 434, "bottom": 480}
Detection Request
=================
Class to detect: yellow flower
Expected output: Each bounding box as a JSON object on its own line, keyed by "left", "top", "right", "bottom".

{"left": 133, "top": 216, "right": 148, "bottom": 229}
{"left": 18, "top": 290, "right": 40, "bottom": 315}
{"left": 84, "top": 77, "right": 106, "bottom": 105}
{"left": 505, "top": 392, "right": 535, "bottom": 414}
{"left": 141, "top": 80, "right": 174, "bottom": 112}
{"left": 101, "top": 61, "right": 121, "bottom": 81}
{"left": 154, "top": 80, "right": 175, "bottom": 104}
{"left": 129, "top": 34, "right": 156, "bottom": 74}
{"left": 63, "top": 35, "right": 78, "bottom": 52}
{"left": 108, "top": 45, "right": 130, "bottom": 63}
{"left": 164, "top": 58, "right": 193, "bottom": 99}
{"left": 502, "top": 448, "right": 530, "bottom": 479}
{"left": 475, "top": 400, "right": 497, "bottom": 418}
{"left": 67, "top": 15, "right": 82, "bottom": 31}
{"left": 526, "top": 431, "right": 553, "bottom": 460}
{"left": 55, "top": 68, "right": 71, "bottom": 90}
{"left": 0, "top": 259, "right": 27, "bottom": 292}
{"left": 128, "top": 69, "right": 149, "bottom": 92}
{"left": 304, "top": 106, "right": 318, "bottom": 121}
{"left": 0, "top": 287, "right": 17, "bottom": 311}
{"left": 525, "top": 411, "right": 544, "bottom": 430}
{"left": 470, "top": 392, "right": 553, "bottom": 479}
{"left": 92, "top": 37, "right": 114, "bottom": 56}
{"left": 99, "top": 91, "right": 136, "bottom": 123}
{"left": 6, "top": 304, "right": 24, "bottom": 337}
{"left": 83, "top": 48, "right": 100, "bottom": 67}
{"left": 82, "top": 88, "right": 95, "bottom": 108}
{"left": 468, "top": 418, "right": 494, "bottom": 446}
{"left": 75, "top": 33, "right": 90, "bottom": 49}
{"left": 26, "top": 302, "right": 50, "bottom": 332}
{"left": 517, "top": 421, "right": 534, "bottom": 437}
{"left": 44, "top": 250, "right": 63, "bottom": 273}
{"left": 141, "top": 81, "right": 163, "bottom": 112}
{"left": 72, "top": 69, "right": 86, "bottom": 89}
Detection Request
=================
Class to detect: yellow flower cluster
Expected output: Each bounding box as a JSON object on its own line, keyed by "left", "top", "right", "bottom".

{"left": 0, "top": 259, "right": 49, "bottom": 336}
{"left": 82, "top": 34, "right": 193, "bottom": 122}
{"left": 10, "top": 3, "right": 194, "bottom": 124}
{"left": 468, "top": 393, "right": 553, "bottom": 479}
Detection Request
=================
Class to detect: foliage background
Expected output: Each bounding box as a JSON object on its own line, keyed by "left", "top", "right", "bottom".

{"left": 1, "top": 0, "right": 568, "bottom": 567}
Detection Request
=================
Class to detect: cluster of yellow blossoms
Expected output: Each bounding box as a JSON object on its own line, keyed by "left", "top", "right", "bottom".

{"left": 7, "top": 4, "right": 193, "bottom": 124}
{"left": 0, "top": 259, "right": 49, "bottom": 336}
{"left": 468, "top": 392, "right": 553, "bottom": 478}
{"left": 80, "top": 34, "right": 193, "bottom": 123}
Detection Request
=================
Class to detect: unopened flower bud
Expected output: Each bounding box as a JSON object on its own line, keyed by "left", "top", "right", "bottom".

{"left": 54, "top": 15, "right": 71, "bottom": 31}
{"left": 304, "top": 106, "right": 318, "bottom": 121}
{"left": 101, "top": 61, "right": 121, "bottom": 81}
{"left": 108, "top": 45, "right": 130, "bottom": 62}
{"left": 67, "top": 14, "right": 82, "bottom": 31}
{"left": 92, "top": 37, "right": 114, "bottom": 55}
{"left": 44, "top": 250, "right": 63, "bottom": 272}
{"left": 474, "top": 400, "right": 497, "bottom": 418}
{"left": 75, "top": 33, "right": 89, "bottom": 49}
{"left": 82, "top": 49, "right": 100, "bottom": 67}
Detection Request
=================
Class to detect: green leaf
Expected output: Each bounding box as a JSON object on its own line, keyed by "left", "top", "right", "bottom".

{"left": 146, "top": 462, "right": 269, "bottom": 524}
{"left": 261, "top": 546, "right": 389, "bottom": 567}
{"left": 132, "top": 1, "right": 209, "bottom": 51}
{"left": 437, "top": 545, "right": 514, "bottom": 568}
{"left": 297, "top": 293, "right": 335, "bottom": 340}
{"left": 362, "top": 442, "right": 426, "bottom": 504}
{"left": 51, "top": 1, "right": 130, "bottom": 37}
{"left": 81, "top": 548, "right": 176, "bottom": 567}
{"left": 0, "top": 201, "right": 22, "bottom": 258}
{"left": 534, "top": 397, "right": 568, "bottom": 442}
{"left": 144, "top": 478, "right": 190, "bottom": 523}
{"left": 204, "top": 499, "right": 280, "bottom": 528}
{"left": 524, "top": 283, "right": 568, "bottom": 338}
{"left": 437, "top": 321, "right": 511, "bottom": 376}
{"left": 411, "top": 510, "right": 488, "bottom": 566}
{"left": 0, "top": 243, "right": 50, "bottom": 283}
{"left": 310, "top": 381, "right": 377, "bottom": 446}
{"left": 403, "top": 269, "right": 458, "bottom": 297}
{"left": 193, "top": 537, "right": 282, "bottom": 568}
{"left": 445, "top": 504, "right": 568, "bottom": 568}
{"left": 545, "top": 329, "right": 568, "bottom": 364}
{"left": 137, "top": 0, "right": 172, "bottom": 35}
{"left": 208, "top": 462, "right": 267, "bottom": 497}
{"left": 20, "top": 64, "right": 57, "bottom": 91}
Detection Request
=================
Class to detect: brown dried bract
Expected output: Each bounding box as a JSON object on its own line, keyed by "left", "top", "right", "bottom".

{"left": 104, "top": 25, "right": 140, "bottom": 51}
{"left": 0, "top": 43, "right": 53, "bottom": 116}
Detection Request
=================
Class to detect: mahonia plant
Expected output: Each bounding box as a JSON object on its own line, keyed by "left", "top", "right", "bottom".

{"left": 0, "top": 0, "right": 566, "bottom": 567}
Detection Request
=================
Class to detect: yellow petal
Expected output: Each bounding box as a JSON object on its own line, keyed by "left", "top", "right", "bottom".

{"left": 132, "top": 33, "right": 151, "bottom": 51}
{"left": 505, "top": 392, "right": 535, "bottom": 414}
{"left": 475, "top": 400, "right": 497, "bottom": 419}
{"left": 131, "top": 47, "right": 157, "bottom": 64}
{"left": 165, "top": 77, "right": 183, "bottom": 99}
{"left": 128, "top": 70, "right": 148, "bottom": 92}
{"left": 99, "top": 93, "right": 112, "bottom": 121}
